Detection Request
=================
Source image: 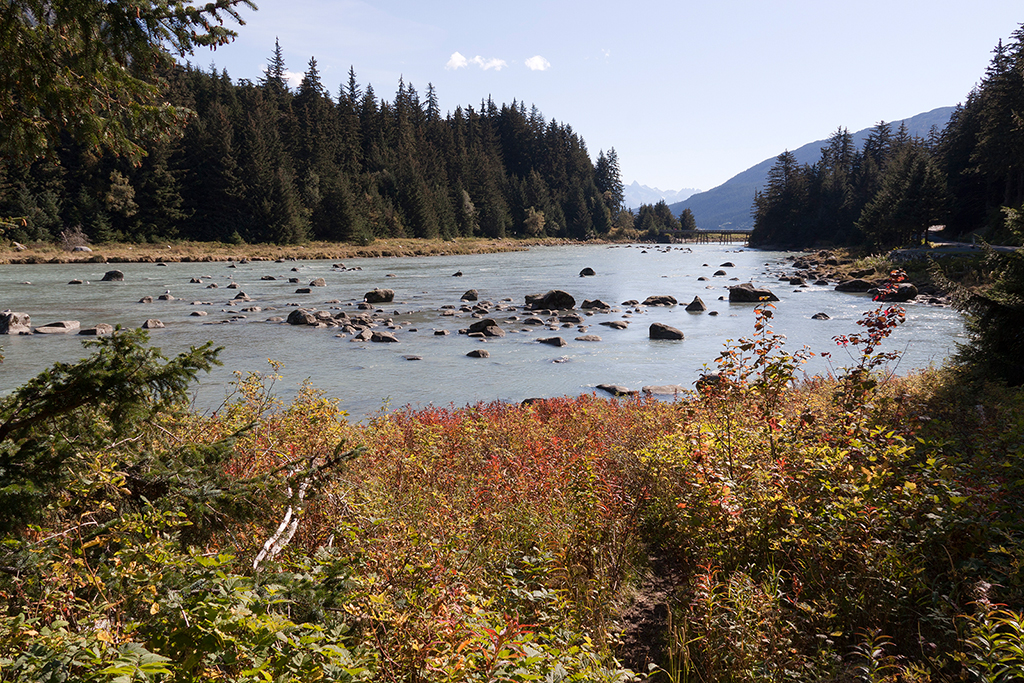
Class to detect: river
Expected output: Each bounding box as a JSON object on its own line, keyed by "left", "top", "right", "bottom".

{"left": 0, "top": 244, "right": 966, "bottom": 421}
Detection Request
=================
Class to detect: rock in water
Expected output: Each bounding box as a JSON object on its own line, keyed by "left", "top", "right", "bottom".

{"left": 364, "top": 288, "right": 395, "bottom": 304}
{"left": 79, "top": 323, "right": 114, "bottom": 335}
{"left": 34, "top": 320, "right": 80, "bottom": 334}
{"left": 0, "top": 311, "right": 32, "bottom": 335}
{"left": 649, "top": 322, "right": 684, "bottom": 340}
{"left": 536, "top": 336, "right": 567, "bottom": 347}
{"left": 685, "top": 296, "right": 707, "bottom": 312}
{"left": 834, "top": 279, "right": 875, "bottom": 293}
{"left": 525, "top": 290, "right": 576, "bottom": 310}
{"left": 728, "top": 283, "right": 779, "bottom": 302}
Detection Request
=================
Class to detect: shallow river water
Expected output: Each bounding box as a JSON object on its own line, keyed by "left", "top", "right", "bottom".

{"left": 0, "top": 244, "right": 966, "bottom": 421}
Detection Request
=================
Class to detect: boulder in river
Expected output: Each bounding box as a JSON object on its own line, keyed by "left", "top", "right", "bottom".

{"left": 834, "top": 279, "right": 875, "bottom": 293}
{"left": 34, "top": 320, "right": 80, "bottom": 334}
{"left": 364, "top": 288, "right": 395, "bottom": 304}
{"left": 728, "top": 282, "right": 779, "bottom": 302}
{"left": 685, "top": 296, "right": 707, "bottom": 312}
{"left": 468, "top": 318, "right": 499, "bottom": 333}
{"left": 141, "top": 319, "right": 164, "bottom": 329}
{"left": 597, "top": 384, "right": 637, "bottom": 396}
{"left": 642, "top": 385, "right": 687, "bottom": 396}
{"left": 287, "top": 309, "right": 317, "bottom": 326}
{"left": 79, "top": 323, "right": 114, "bottom": 335}
{"left": 875, "top": 283, "right": 919, "bottom": 302}
{"left": 100, "top": 270, "right": 124, "bottom": 282}
{"left": 0, "top": 311, "right": 32, "bottom": 335}
{"left": 649, "top": 322, "right": 684, "bottom": 340}
{"left": 642, "top": 295, "right": 677, "bottom": 306}
{"left": 536, "top": 336, "right": 567, "bottom": 347}
{"left": 467, "top": 349, "right": 490, "bottom": 358}
{"left": 461, "top": 289, "right": 479, "bottom": 302}
{"left": 526, "top": 290, "right": 576, "bottom": 310}
{"left": 579, "top": 267, "right": 596, "bottom": 277}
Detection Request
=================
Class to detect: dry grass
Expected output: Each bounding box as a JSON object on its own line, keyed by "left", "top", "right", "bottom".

{"left": 0, "top": 237, "right": 580, "bottom": 265}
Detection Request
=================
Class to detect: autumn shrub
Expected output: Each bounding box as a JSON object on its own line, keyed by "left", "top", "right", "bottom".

{"left": 3, "top": 301, "right": 1024, "bottom": 682}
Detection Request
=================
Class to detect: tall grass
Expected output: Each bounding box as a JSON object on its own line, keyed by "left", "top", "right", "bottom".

{"left": 3, "top": 295, "right": 1024, "bottom": 681}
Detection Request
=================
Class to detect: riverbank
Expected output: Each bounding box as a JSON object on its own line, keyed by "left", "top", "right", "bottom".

{"left": 3, "top": 326, "right": 1022, "bottom": 682}
{"left": 0, "top": 237, "right": 582, "bottom": 265}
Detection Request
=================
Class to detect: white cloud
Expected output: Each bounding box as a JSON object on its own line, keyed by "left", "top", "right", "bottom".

{"left": 473, "top": 56, "right": 507, "bottom": 70}
{"left": 525, "top": 55, "right": 551, "bottom": 71}
{"left": 284, "top": 70, "right": 303, "bottom": 88}
{"left": 446, "top": 51, "right": 469, "bottom": 69}
{"left": 446, "top": 52, "right": 508, "bottom": 71}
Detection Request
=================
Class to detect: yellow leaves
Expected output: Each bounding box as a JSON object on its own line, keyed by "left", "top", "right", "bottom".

{"left": 150, "top": 601, "right": 160, "bottom": 615}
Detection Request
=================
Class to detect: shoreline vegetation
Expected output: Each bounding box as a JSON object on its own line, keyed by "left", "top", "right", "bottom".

{"left": 0, "top": 237, "right": 570, "bottom": 265}
{"left": 4, "top": 3, "right": 1024, "bottom": 679}
{"left": 2, "top": 300, "right": 1022, "bottom": 681}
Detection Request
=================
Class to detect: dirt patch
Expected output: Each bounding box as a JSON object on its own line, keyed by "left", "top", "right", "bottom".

{"left": 615, "top": 552, "right": 686, "bottom": 677}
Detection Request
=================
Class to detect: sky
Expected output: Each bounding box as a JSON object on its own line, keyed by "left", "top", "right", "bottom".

{"left": 190, "top": 0, "right": 1023, "bottom": 193}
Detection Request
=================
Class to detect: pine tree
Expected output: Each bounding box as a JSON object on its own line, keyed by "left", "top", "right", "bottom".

{"left": 1, "top": 0, "right": 256, "bottom": 162}
{"left": 594, "top": 148, "right": 624, "bottom": 213}
{"left": 679, "top": 207, "right": 697, "bottom": 231}
{"left": 750, "top": 151, "right": 810, "bottom": 246}
{"left": 261, "top": 38, "right": 289, "bottom": 93}
{"left": 857, "top": 141, "right": 947, "bottom": 247}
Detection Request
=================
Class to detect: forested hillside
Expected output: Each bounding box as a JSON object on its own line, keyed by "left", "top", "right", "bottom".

{"left": 0, "top": 45, "right": 627, "bottom": 246}
{"left": 751, "top": 27, "right": 1024, "bottom": 249}
{"left": 669, "top": 107, "right": 954, "bottom": 233}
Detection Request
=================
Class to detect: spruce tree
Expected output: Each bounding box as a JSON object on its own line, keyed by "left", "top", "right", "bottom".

{"left": 1, "top": 0, "right": 255, "bottom": 162}
{"left": 857, "top": 142, "right": 947, "bottom": 247}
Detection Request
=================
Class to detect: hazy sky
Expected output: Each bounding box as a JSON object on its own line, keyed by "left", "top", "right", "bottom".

{"left": 194, "top": 1, "right": 1022, "bottom": 192}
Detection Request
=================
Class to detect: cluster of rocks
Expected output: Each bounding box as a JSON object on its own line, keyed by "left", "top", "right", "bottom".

{"left": 0, "top": 311, "right": 120, "bottom": 336}
{"left": 775, "top": 250, "right": 948, "bottom": 305}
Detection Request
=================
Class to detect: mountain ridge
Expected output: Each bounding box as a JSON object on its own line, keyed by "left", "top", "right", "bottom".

{"left": 623, "top": 181, "right": 700, "bottom": 210}
{"left": 669, "top": 106, "right": 956, "bottom": 230}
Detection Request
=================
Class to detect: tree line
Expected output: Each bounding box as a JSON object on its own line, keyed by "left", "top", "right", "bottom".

{"left": 750, "top": 25, "right": 1024, "bottom": 249}
{"left": 1, "top": 42, "right": 629, "bottom": 246}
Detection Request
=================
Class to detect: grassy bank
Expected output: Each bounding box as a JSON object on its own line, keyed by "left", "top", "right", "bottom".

{"left": 2, "top": 301, "right": 1023, "bottom": 682}
{"left": 0, "top": 237, "right": 579, "bottom": 265}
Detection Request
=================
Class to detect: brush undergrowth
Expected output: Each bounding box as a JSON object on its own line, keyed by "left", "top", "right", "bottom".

{"left": 2, "top": 276, "right": 1023, "bottom": 682}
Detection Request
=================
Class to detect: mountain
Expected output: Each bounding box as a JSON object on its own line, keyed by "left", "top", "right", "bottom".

{"left": 624, "top": 181, "right": 700, "bottom": 210}
{"left": 669, "top": 106, "right": 956, "bottom": 230}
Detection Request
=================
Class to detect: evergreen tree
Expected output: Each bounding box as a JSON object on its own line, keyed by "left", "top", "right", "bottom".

{"left": 679, "top": 207, "right": 697, "bottom": 231}
{"left": 260, "top": 38, "right": 289, "bottom": 93}
{"left": 130, "top": 141, "right": 186, "bottom": 241}
{"left": 814, "top": 127, "right": 858, "bottom": 243}
{"left": 594, "top": 148, "right": 625, "bottom": 213}
{"left": 1, "top": 0, "right": 255, "bottom": 162}
{"left": 177, "top": 100, "right": 245, "bottom": 242}
{"left": 750, "top": 151, "right": 810, "bottom": 246}
{"left": 951, "top": 206, "right": 1024, "bottom": 386}
{"left": 857, "top": 141, "right": 947, "bottom": 247}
